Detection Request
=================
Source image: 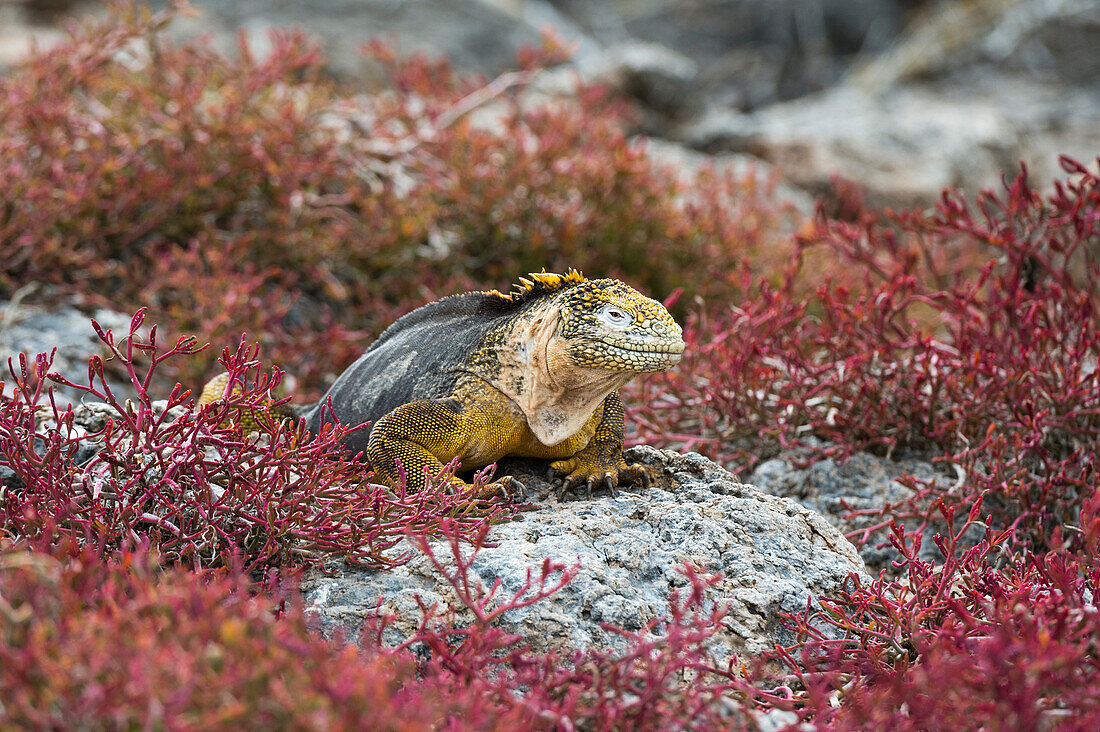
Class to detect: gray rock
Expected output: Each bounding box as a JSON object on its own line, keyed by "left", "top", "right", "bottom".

{"left": 598, "top": 40, "right": 700, "bottom": 118}
{"left": 852, "top": 0, "right": 1100, "bottom": 90}
{"left": 302, "top": 445, "right": 868, "bottom": 666}
{"left": 749, "top": 447, "right": 959, "bottom": 573}
{"left": 0, "top": 1, "right": 97, "bottom": 71}
{"left": 554, "top": 0, "right": 910, "bottom": 110}
{"left": 643, "top": 137, "right": 815, "bottom": 219}
{"left": 0, "top": 403, "right": 108, "bottom": 491}
{"left": 678, "top": 0, "right": 1100, "bottom": 206}
{"left": 0, "top": 297, "right": 133, "bottom": 406}
{"left": 681, "top": 78, "right": 1100, "bottom": 207}
{"left": 752, "top": 707, "right": 809, "bottom": 732}
{"left": 0, "top": 462, "right": 17, "bottom": 491}
{"left": 159, "top": 0, "right": 605, "bottom": 82}
{"left": 987, "top": 0, "right": 1100, "bottom": 86}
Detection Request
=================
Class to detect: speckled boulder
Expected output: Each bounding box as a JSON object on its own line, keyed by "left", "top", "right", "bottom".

{"left": 302, "top": 446, "right": 869, "bottom": 664}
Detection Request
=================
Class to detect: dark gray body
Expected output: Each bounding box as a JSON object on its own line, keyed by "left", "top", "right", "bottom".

{"left": 302, "top": 291, "right": 521, "bottom": 456}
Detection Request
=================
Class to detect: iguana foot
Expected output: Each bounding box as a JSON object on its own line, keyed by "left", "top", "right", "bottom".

{"left": 548, "top": 456, "right": 652, "bottom": 500}
{"left": 475, "top": 476, "right": 527, "bottom": 501}
{"left": 428, "top": 472, "right": 526, "bottom": 501}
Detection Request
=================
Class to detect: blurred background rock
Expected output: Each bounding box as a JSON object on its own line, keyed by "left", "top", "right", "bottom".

{"left": 4, "top": 0, "right": 1098, "bottom": 207}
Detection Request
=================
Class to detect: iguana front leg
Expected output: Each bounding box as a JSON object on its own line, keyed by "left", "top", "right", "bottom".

{"left": 548, "top": 392, "right": 652, "bottom": 499}
{"left": 366, "top": 398, "right": 521, "bottom": 497}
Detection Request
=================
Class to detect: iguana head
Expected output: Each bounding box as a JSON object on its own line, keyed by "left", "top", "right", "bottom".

{"left": 556, "top": 278, "right": 684, "bottom": 373}
{"left": 476, "top": 271, "right": 684, "bottom": 445}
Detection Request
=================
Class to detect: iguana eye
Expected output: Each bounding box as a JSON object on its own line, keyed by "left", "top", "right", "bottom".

{"left": 598, "top": 306, "right": 632, "bottom": 330}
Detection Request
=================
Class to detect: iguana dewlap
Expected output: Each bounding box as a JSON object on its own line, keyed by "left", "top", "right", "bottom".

{"left": 206, "top": 271, "right": 684, "bottom": 496}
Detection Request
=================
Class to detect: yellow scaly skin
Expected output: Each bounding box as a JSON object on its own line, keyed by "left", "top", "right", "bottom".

{"left": 197, "top": 372, "right": 295, "bottom": 434}
{"left": 198, "top": 271, "right": 685, "bottom": 498}
{"left": 367, "top": 376, "right": 647, "bottom": 498}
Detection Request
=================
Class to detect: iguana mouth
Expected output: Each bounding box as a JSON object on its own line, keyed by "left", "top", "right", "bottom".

{"left": 572, "top": 338, "right": 685, "bottom": 371}
{"left": 606, "top": 340, "right": 686, "bottom": 354}
{"left": 599, "top": 334, "right": 685, "bottom": 355}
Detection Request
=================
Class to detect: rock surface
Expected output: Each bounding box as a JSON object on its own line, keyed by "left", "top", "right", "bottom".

{"left": 681, "top": 77, "right": 1100, "bottom": 208}
{"left": 643, "top": 137, "right": 815, "bottom": 219}
{"left": 0, "top": 298, "right": 132, "bottom": 405}
{"left": 749, "top": 447, "right": 949, "bottom": 573}
{"left": 676, "top": 0, "right": 1100, "bottom": 205}
{"left": 302, "top": 445, "right": 869, "bottom": 664}
{"left": 162, "top": 0, "right": 606, "bottom": 82}
{"left": 558, "top": 0, "right": 910, "bottom": 112}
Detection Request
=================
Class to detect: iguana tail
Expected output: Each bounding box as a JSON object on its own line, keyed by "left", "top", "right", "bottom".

{"left": 197, "top": 372, "right": 299, "bottom": 433}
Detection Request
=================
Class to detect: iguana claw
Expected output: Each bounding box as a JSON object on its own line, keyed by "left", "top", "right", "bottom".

{"left": 478, "top": 475, "right": 526, "bottom": 501}
{"left": 551, "top": 457, "right": 651, "bottom": 501}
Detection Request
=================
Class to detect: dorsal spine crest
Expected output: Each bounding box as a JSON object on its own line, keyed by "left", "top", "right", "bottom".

{"left": 484, "top": 268, "right": 587, "bottom": 305}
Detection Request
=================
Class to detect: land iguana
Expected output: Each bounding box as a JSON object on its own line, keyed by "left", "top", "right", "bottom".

{"left": 200, "top": 271, "right": 684, "bottom": 497}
